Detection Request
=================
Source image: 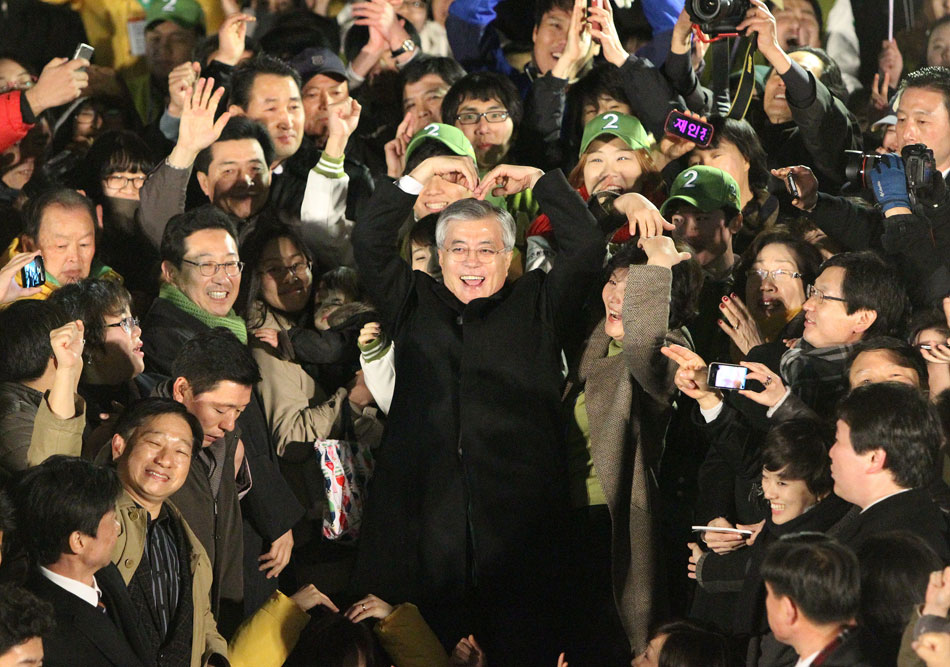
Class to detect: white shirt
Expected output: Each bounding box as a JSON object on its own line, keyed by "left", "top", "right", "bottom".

{"left": 39, "top": 566, "right": 102, "bottom": 608}
{"left": 794, "top": 651, "right": 820, "bottom": 667}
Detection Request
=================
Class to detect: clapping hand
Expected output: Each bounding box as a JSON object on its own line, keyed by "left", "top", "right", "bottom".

{"left": 589, "top": 0, "right": 629, "bottom": 67}
{"left": 551, "top": 0, "right": 595, "bottom": 80}
{"left": 167, "top": 62, "right": 201, "bottom": 118}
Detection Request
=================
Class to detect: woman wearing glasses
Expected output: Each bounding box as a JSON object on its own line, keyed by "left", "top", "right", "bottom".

{"left": 47, "top": 278, "right": 157, "bottom": 456}
{"left": 717, "top": 230, "right": 822, "bottom": 358}
{"left": 72, "top": 130, "right": 160, "bottom": 304}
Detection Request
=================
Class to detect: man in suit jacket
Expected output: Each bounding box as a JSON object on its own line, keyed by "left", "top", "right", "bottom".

{"left": 829, "top": 382, "right": 950, "bottom": 562}
{"left": 11, "top": 456, "right": 152, "bottom": 667}
{"left": 761, "top": 533, "right": 886, "bottom": 667}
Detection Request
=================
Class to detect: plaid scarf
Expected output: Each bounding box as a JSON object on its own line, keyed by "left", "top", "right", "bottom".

{"left": 779, "top": 340, "right": 854, "bottom": 418}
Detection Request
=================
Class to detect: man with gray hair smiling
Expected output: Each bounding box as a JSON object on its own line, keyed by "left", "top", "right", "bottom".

{"left": 351, "top": 154, "right": 605, "bottom": 665}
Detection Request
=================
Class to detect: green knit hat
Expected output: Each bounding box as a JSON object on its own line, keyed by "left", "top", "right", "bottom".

{"left": 405, "top": 123, "right": 477, "bottom": 165}
{"left": 659, "top": 166, "right": 742, "bottom": 218}
{"left": 145, "top": 0, "right": 205, "bottom": 31}
{"left": 579, "top": 112, "right": 650, "bottom": 156}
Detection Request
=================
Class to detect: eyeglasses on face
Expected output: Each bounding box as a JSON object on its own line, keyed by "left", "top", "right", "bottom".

{"left": 455, "top": 110, "right": 510, "bottom": 125}
{"left": 442, "top": 245, "right": 508, "bottom": 263}
{"left": 261, "top": 261, "right": 311, "bottom": 280}
{"left": 746, "top": 269, "right": 803, "bottom": 282}
{"left": 105, "top": 174, "right": 147, "bottom": 190}
{"left": 105, "top": 316, "right": 140, "bottom": 334}
{"left": 805, "top": 284, "right": 846, "bottom": 305}
{"left": 181, "top": 259, "right": 245, "bottom": 277}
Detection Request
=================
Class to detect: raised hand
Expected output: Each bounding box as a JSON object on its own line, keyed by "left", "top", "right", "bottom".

{"left": 215, "top": 13, "right": 255, "bottom": 66}
{"left": 654, "top": 110, "right": 708, "bottom": 170}
{"left": 878, "top": 39, "right": 904, "bottom": 89}
{"left": 924, "top": 566, "right": 950, "bottom": 617}
{"left": 474, "top": 164, "right": 544, "bottom": 198}
{"left": 771, "top": 165, "right": 818, "bottom": 211}
{"left": 358, "top": 322, "right": 383, "bottom": 348}
{"left": 639, "top": 235, "right": 691, "bottom": 269}
{"left": 50, "top": 319, "right": 85, "bottom": 372}
{"left": 344, "top": 594, "right": 394, "bottom": 622}
{"left": 660, "top": 343, "right": 722, "bottom": 409}
{"left": 588, "top": 0, "right": 629, "bottom": 67}
{"left": 737, "top": 361, "right": 787, "bottom": 408}
{"left": 352, "top": 0, "right": 408, "bottom": 50}
{"left": 0, "top": 251, "right": 44, "bottom": 304}
{"left": 613, "top": 192, "right": 676, "bottom": 239}
{"left": 551, "top": 0, "right": 595, "bottom": 80}
{"left": 870, "top": 71, "right": 893, "bottom": 112}
{"left": 409, "top": 155, "right": 479, "bottom": 191}
{"left": 168, "top": 78, "right": 231, "bottom": 168}
{"left": 384, "top": 111, "right": 416, "bottom": 178}
{"left": 717, "top": 293, "right": 765, "bottom": 355}
{"left": 450, "top": 635, "right": 487, "bottom": 667}
{"left": 167, "top": 61, "right": 201, "bottom": 118}
{"left": 736, "top": 0, "right": 787, "bottom": 70}
{"left": 325, "top": 97, "right": 363, "bottom": 159}
{"left": 24, "top": 57, "right": 89, "bottom": 115}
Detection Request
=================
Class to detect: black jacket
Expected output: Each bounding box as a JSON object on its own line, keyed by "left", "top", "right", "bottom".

{"left": 25, "top": 564, "right": 153, "bottom": 667}
{"left": 350, "top": 171, "right": 605, "bottom": 661}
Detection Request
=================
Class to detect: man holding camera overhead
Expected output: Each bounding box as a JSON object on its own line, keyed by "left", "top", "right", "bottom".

{"left": 780, "top": 66, "right": 950, "bottom": 308}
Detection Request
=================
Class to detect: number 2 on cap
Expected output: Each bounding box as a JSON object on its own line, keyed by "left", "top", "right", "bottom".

{"left": 424, "top": 123, "right": 440, "bottom": 136}
{"left": 681, "top": 170, "right": 699, "bottom": 188}
{"left": 601, "top": 113, "right": 620, "bottom": 130}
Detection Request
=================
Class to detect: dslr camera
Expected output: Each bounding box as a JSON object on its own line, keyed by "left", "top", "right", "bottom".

{"left": 686, "top": 0, "right": 752, "bottom": 35}
{"left": 845, "top": 144, "right": 938, "bottom": 202}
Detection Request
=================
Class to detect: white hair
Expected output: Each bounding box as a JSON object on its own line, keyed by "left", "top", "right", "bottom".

{"left": 434, "top": 198, "right": 516, "bottom": 251}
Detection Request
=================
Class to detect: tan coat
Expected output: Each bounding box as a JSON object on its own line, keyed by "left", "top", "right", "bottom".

{"left": 111, "top": 489, "right": 228, "bottom": 667}
{"left": 577, "top": 264, "right": 687, "bottom": 652}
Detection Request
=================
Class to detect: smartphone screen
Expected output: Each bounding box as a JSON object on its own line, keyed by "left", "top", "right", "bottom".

{"left": 20, "top": 256, "right": 45, "bottom": 289}
{"left": 707, "top": 362, "right": 748, "bottom": 390}
{"left": 664, "top": 110, "right": 714, "bottom": 148}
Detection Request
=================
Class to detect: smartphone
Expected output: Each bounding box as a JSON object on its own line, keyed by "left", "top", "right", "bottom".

{"left": 20, "top": 255, "right": 45, "bottom": 289}
{"left": 786, "top": 174, "right": 799, "bottom": 199}
{"left": 73, "top": 42, "right": 94, "bottom": 69}
{"left": 691, "top": 525, "right": 754, "bottom": 536}
{"left": 707, "top": 362, "right": 749, "bottom": 390}
{"left": 664, "top": 109, "right": 714, "bottom": 148}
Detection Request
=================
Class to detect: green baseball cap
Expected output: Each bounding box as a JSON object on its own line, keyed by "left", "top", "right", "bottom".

{"left": 145, "top": 0, "right": 205, "bottom": 31}
{"left": 659, "top": 166, "right": 742, "bottom": 218}
{"left": 405, "top": 123, "right": 477, "bottom": 166}
{"left": 579, "top": 112, "right": 650, "bottom": 156}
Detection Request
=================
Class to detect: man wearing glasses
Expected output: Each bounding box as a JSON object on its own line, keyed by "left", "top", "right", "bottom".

{"left": 351, "top": 153, "right": 604, "bottom": 664}
{"left": 441, "top": 71, "right": 522, "bottom": 173}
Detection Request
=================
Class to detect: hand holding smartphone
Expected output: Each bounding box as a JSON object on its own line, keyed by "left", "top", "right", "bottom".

{"left": 664, "top": 109, "right": 714, "bottom": 148}
{"left": 707, "top": 362, "right": 748, "bottom": 390}
{"left": 20, "top": 255, "right": 45, "bottom": 289}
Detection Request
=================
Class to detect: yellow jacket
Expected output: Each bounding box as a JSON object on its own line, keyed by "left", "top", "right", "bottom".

{"left": 41, "top": 0, "right": 224, "bottom": 70}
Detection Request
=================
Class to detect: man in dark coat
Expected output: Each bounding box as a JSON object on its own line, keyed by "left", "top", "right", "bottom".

{"left": 351, "top": 155, "right": 605, "bottom": 666}
{"left": 13, "top": 456, "right": 152, "bottom": 667}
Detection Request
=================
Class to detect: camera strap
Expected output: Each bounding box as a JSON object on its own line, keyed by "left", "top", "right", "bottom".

{"left": 726, "top": 38, "right": 757, "bottom": 121}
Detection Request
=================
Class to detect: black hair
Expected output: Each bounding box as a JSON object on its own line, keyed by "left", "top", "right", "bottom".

{"left": 837, "top": 382, "right": 943, "bottom": 489}
{"left": 845, "top": 336, "right": 928, "bottom": 390}
{"left": 194, "top": 116, "right": 275, "bottom": 175}
{"left": 318, "top": 266, "right": 362, "bottom": 304}
{"left": 564, "top": 64, "right": 631, "bottom": 156}
{"left": 604, "top": 240, "right": 703, "bottom": 330}
{"left": 401, "top": 56, "right": 466, "bottom": 90}
{"left": 236, "top": 214, "right": 315, "bottom": 326}
{"left": 695, "top": 117, "right": 771, "bottom": 192}
{"left": 47, "top": 278, "right": 132, "bottom": 361}
{"left": 0, "top": 300, "right": 70, "bottom": 383}
{"left": 760, "top": 533, "right": 860, "bottom": 625}
{"left": 0, "top": 584, "right": 54, "bottom": 656}
{"left": 533, "top": 0, "right": 573, "bottom": 26}
{"left": 76, "top": 130, "right": 156, "bottom": 205}
{"left": 767, "top": 0, "right": 823, "bottom": 32}
{"left": 787, "top": 46, "right": 848, "bottom": 102}
{"left": 113, "top": 397, "right": 203, "bottom": 457}
{"left": 857, "top": 531, "right": 941, "bottom": 646}
{"left": 441, "top": 71, "right": 524, "bottom": 129}
{"left": 159, "top": 204, "right": 239, "bottom": 268}
{"left": 908, "top": 308, "right": 950, "bottom": 347}
{"left": 761, "top": 418, "right": 833, "bottom": 497}
{"left": 655, "top": 620, "right": 731, "bottom": 667}
{"left": 229, "top": 54, "right": 303, "bottom": 110}
{"left": 404, "top": 137, "right": 463, "bottom": 174}
{"left": 819, "top": 251, "right": 909, "bottom": 339}
{"left": 22, "top": 187, "right": 97, "bottom": 241}
{"left": 0, "top": 487, "right": 15, "bottom": 562}
{"left": 899, "top": 66, "right": 950, "bottom": 118}
{"left": 286, "top": 611, "right": 389, "bottom": 667}
{"left": 259, "top": 10, "right": 340, "bottom": 59}
{"left": 171, "top": 327, "right": 262, "bottom": 396}
{"left": 11, "top": 456, "right": 120, "bottom": 566}
{"left": 408, "top": 215, "right": 437, "bottom": 248}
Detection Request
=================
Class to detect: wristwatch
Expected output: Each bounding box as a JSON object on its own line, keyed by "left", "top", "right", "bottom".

{"left": 391, "top": 39, "right": 416, "bottom": 58}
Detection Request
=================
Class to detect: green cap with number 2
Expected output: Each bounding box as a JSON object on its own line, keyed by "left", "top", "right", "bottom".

{"left": 579, "top": 112, "right": 650, "bottom": 156}
{"left": 405, "top": 123, "right": 477, "bottom": 167}
{"left": 145, "top": 0, "right": 205, "bottom": 30}
{"left": 659, "top": 166, "right": 742, "bottom": 218}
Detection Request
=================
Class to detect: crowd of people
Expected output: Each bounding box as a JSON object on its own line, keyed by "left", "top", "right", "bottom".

{"left": 2, "top": 0, "right": 950, "bottom": 664}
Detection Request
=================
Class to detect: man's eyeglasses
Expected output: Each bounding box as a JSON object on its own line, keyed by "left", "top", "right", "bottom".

{"left": 442, "top": 245, "right": 508, "bottom": 263}
{"left": 455, "top": 110, "right": 510, "bottom": 125}
{"left": 261, "top": 261, "right": 311, "bottom": 280}
{"left": 805, "top": 284, "right": 847, "bottom": 305}
{"left": 105, "top": 316, "right": 140, "bottom": 334}
{"left": 746, "top": 269, "right": 803, "bottom": 282}
{"left": 105, "top": 174, "right": 147, "bottom": 191}
{"left": 182, "top": 260, "right": 245, "bottom": 277}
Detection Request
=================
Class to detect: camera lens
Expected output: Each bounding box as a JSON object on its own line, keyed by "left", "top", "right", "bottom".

{"left": 693, "top": 0, "right": 721, "bottom": 20}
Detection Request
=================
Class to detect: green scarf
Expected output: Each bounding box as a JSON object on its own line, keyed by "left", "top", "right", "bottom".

{"left": 158, "top": 283, "right": 248, "bottom": 344}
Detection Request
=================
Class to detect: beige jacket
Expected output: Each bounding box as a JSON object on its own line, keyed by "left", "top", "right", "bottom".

{"left": 112, "top": 489, "right": 228, "bottom": 666}
{"left": 27, "top": 393, "right": 85, "bottom": 467}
